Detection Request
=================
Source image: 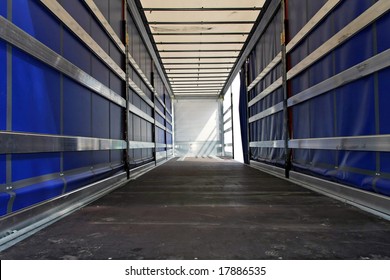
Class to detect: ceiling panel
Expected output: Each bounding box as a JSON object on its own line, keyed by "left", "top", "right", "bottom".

{"left": 174, "top": 89, "right": 221, "bottom": 93}
{"left": 170, "top": 80, "right": 226, "bottom": 84}
{"left": 153, "top": 35, "right": 248, "bottom": 43}
{"left": 172, "top": 82, "right": 223, "bottom": 88}
{"left": 165, "top": 63, "right": 234, "bottom": 69}
{"left": 157, "top": 44, "right": 243, "bottom": 51}
{"left": 162, "top": 58, "right": 237, "bottom": 63}
{"left": 169, "top": 77, "right": 228, "bottom": 81}
{"left": 145, "top": 11, "right": 259, "bottom": 23}
{"left": 168, "top": 73, "right": 229, "bottom": 77}
{"left": 172, "top": 86, "right": 222, "bottom": 89}
{"left": 139, "top": 0, "right": 264, "bottom": 96}
{"left": 141, "top": 0, "right": 265, "bottom": 9}
{"left": 167, "top": 68, "right": 230, "bottom": 72}
{"left": 150, "top": 24, "right": 253, "bottom": 34}
{"left": 160, "top": 51, "right": 239, "bottom": 58}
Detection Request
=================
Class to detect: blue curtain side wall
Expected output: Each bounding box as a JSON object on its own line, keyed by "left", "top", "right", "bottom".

{"left": 0, "top": 0, "right": 6, "bottom": 142}
{"left": 12, "top": 49, "right": 61, "bottom": 135}
{"left": 246, "top": 0, "right": 390, "bottom": 197}
{"left": 377, "top": 14, "right": 390, "bottom": 53}
{"left": 12, "top": 179, "right": 64, "bottom": 212}
{"left": 13, "top": 0, "right": 61, "bottom": 53}
{"left": 248, "top": 7, "right": 284, "bottom": 167}
{"left": 12, "top": 153, "right": 61, "bottom": 182}
{"left": 0, "top": 1, "right": 128, "bottom": 216}
{"left": 0, "top": 38, "right": 5, "bottom": 191}
{"left": 0, "top": 1, "right": 6, "bottom": 17}
{"left": 288, "top": 1, "right": 390, "bottom": 196}
{"left": 373, "top": 7, "right": 390, "bottom": 196}
{"left": 63, "top": 77, "right": 92, "bottom": 137}
{"left": 0, "top": 41, "right": 6, "bottom": 132}
{"left": 0, "top": 192, "right": 10, "bottom": 216}
{"left": 63, "top": 29, "right": 91, "bottom": 75}
{"left": 129, "top": 108, "right": 154, "bottom": 167}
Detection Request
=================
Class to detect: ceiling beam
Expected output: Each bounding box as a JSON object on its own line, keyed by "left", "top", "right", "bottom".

{"left": 169, "top": 77, "right": 227, "bottom": 80}
{"left": 143, "top": 8, "right": 262, "bottom": 12}
{"left": 166, "top": 67, "right": 232, "bottom": 70}
{"left": 149, "top": 21, "right": 255, "bottom": 25}
{"left": 170, "top": 79, "right": 227, "bottom": 82}
{"left": 174, "top": 90, "right": 220, "bottom": 92}
{"left": 168, "top": 72, "right": 231, "bottom": 75}
{"left": 168, "top": 72, "right": 231, "bottom": 76}
{"left": 152, "top": 32, "right": 250, "bottom": 36}
{"left": 166, "top": 66, "right": 233, "bottom": 69}
{"left": 171, "top": 83, "right": 225, "bottom": 86}
{"left": 172, "top": 84, "right": 222, "bottom": 89}
{"left": 156, "top": 41, "right": 245, "bottom": 45}
{"left": 159, "top": 49, "right": 240, "bottom": 52}
{"left": 164, "top": 62, "right": 235, "bottom": 65}
{"left": 174, "top": 94, "right": 220, "bottom": 100}
{"left": 161, "top": 56, "right": 237, "bottom": 59}
{"left": 170, "top": 76, "right": 228, "bottom": 79}
{"left": 172, "top": 82, "right": 225, "bottom": 84}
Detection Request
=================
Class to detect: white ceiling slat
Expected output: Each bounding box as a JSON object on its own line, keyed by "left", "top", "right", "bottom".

{"left": 172, "top": 85, "right": 225, "bottom": 88}
{"left": 168, "top": 69, "right": 231, "bottom": 75}
{"left": 170, "top": 80, "right": 229, "bottom": 85}
{"left": 163, "top": 58, "right": 237, "bottom": 63}
{"left": 150, "top": 24, "right": 253, "bottom": 34}
{"left": 174, "top": 86, "right": 222, "bottom": 89}
{"left": 171, "top": 80, "right": 225, "bottom": 84}
{"left": 160, "top": 51, "right": 239, "bottom": 58}
{"left": 173, "top": 88, "right": 223, "bottom": 92}
{"left": 157, "top": 44, "right": 243, "bottom": 51}
{"left": 142, "top": 0, "right": 265, "bottom": 9}
{"left": 172, "top": 81, "right": 225, "bottom": 84}
{"left": 167, "top": 68, "right": 231, "bottom": 73}
{"left": 172, "top": 82, "right": 224, "bottom": 88}
{"left": 165, "top": 63, "right": 234, "bottom": 69}
{"left": 174, "top": 89, "right": 220, "bottom": 92}
{"left": 168, "top": 73, "right": 229, "bottom": 78}
{"left": 153, "top": 35, "right": 248, "bottom": 43}
{"left": 170, "top": 81, "right": 227, "bottom": 84}
{"left": 174, "top": 94, "right": 221, "bottom": 97}
{"left": 168, "top": 76, "right": 224, "bottom": 79}
{"left": 174, "top": 92, "right": 221, "bottom": 95}
{"left": 145, "top": 10, "right": 259, "bottom": 23}
{"left": 169, "top": 76, "right": 228, "bottom": 80}
{"left": 171, "top": 84, "right": 225, "bottom": 87}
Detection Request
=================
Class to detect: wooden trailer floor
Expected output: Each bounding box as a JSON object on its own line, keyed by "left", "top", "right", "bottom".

{"left": 1, "top": 158, "right": 390, "bottom": 260}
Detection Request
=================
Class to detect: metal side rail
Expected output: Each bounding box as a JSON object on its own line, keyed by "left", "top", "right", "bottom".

{"left": 130, "top": 157, "right": 175, "bottom": 180}
{"left": 0, "top": 172, "right": 128, "bottom": 252}
{"left": 249, "top": 160, "right": 390, "bottom": 221}
{"left": 0, "top": 157, "right": 175, "bottom": 252}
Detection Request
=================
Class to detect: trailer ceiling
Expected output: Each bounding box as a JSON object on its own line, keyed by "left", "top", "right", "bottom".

{"left": 138, "top": 0, "right": 265, "bottom": 97}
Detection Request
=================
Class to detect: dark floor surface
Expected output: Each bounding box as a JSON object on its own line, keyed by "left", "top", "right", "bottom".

{"left": 1, "top": 158, "right": 390, "bottom": 259}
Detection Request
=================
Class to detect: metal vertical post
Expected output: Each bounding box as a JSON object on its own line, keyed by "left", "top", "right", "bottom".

{"left": 123, "top": 0, "right": 131, "bottom": 179}
{"left": 6, "top": 0, "right": 15, "bottom": 213}
{"left": 230, "top": 86, "right": 235, "bottom": 159}
{"left": 151, "top": 67, "right": 157, "bottom": 166}
{"left": 281, "top": 0, "right": 291, "bottom": 178}
{"left": 171, "top": 98, "right": 175, "bottom": 157}
{"left": 219, "top": 97, "right": 224, "bottom": 157}
{"left": 164, "top": 89, "right": 168, "bottom": 161}
{"left": 245, "top": 61, "right": 250, "bottom": 164}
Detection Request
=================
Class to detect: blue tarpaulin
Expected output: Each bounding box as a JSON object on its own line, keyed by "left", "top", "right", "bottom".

{"left": 246, "top": 0, "right": 390, "bottom": 197}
